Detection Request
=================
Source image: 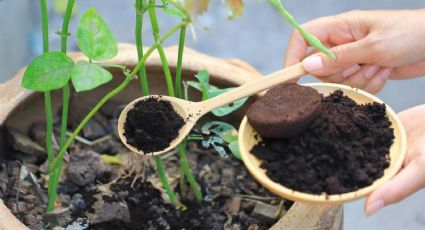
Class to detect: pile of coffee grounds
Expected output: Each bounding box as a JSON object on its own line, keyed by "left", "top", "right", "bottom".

{"left": 251, "top": 90, "right": 394, "bottom": 194}
{"left": 124, "top": 97, "right": 184, "bottom": 153}
{"left": 247, "top": 83, "right": 322, "bottom": 138}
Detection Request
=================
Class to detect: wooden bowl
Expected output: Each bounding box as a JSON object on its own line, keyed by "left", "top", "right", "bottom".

{"left": 238, "top": 83, "right": 407, "bottom": 204}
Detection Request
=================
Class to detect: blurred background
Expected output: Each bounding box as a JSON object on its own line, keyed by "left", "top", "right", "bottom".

{"left": 1, "top": 1, "right": 425, "bottom": 229}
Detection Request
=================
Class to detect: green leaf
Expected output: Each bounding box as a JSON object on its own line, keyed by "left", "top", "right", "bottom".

{"left": 194, "top": 70, "right": 209, "bottom": 100}
{"left": 163, "top": 4, "right": 187, "bottom": 18}
{"left": 224, "top": 0, "right": 244, "bottom": 19}
{"left": 209, "top": 88, "right": 248, "bottom": 116}
{"left": 228, "top": 141, "right": 241, "bottom": 160}
{"left": 268, "top": 0, "right": 334, "bottom": 60}
{"left": 71, "top": 61, "right": 113, "bottom": 92}
{"left": 201, "top": 121, "right": 236, "bottom": 136}
{"left": 77, "top": 7, "right": 117, "bottom": 61}
{"left": 21, "top": 52, "right": 74, "bottom": 92}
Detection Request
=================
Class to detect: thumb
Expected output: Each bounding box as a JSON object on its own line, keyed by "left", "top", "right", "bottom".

{"left": 365, "top": 155, "right": 425, "bottom": 216}
{"left": 302, "top": 39, "right": 376, "bottom": 77}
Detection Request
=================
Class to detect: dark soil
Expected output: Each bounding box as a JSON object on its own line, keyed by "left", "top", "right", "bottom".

{"left": 251, "top": 90, "right": 394, "bottom": 194}
{"left": 1, "top": 97, "right": 287, "bottom": 229}
{"left": 247, "top": 83, "right": 322, "bottom": 138}
{"left": 124, "top": 97, "right": 184, "bottom": 153}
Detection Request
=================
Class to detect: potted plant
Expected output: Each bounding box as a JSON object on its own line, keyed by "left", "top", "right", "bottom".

{"left": 0, "top": 0, "right": 342, "bottom": 229}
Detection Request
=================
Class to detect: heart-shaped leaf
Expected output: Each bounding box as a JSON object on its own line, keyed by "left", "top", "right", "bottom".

{"left": 71, "top": 61, "right": 113, "bottom": 92}
{"left": 21, "top": 52, "right": 74, "bottom": 92}
{"left": 77, "top": 7, "right": 118, "bottom": 61}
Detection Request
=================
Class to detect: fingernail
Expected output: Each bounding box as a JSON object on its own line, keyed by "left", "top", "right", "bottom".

{"left": 302, "top": 56, "right": 324, "bottom": 72}
{"left": 376, "top": 68, "right": 392, "bottom": 80}
{"left": 363, "top": 65, "right": 379, "bottom": 79}
{"left": 366, "top": 199, "right": 385, "bottom": 216}
{"left": 342, "top": 64, "right": 362, "bottom": 78}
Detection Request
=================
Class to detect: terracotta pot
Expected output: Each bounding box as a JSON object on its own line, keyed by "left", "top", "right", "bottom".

{"left": 0, "top": 44, "right": 342, "bottom": 229}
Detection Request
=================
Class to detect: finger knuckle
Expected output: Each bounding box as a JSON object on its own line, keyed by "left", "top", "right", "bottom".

{"left": 364, "top": 36, "right": 386, "bottom": 63}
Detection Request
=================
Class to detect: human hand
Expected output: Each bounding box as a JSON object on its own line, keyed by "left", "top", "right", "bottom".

{"left": 285, "top": 10, "right": 425, "bottom": 93}
{"left": 365, "top": 104, "right": 425, "bottom": 215}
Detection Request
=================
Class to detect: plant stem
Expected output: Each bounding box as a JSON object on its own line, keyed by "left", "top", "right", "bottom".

{"left": 175, "top": 25, "right": 186, "bottom": 98}
{"left": 40, "top": 0, "right": 49, "bottom": 53}
{"left": 44, "top": 93, "right": 54, "bottom": 164}
{"left": 51, "top": 21, "right": 188, "bottom": 170}
{"left": 47, "top": 0, "right": 75, "bottom": 212}
{"left": 155, "top": 156, "right": 177, "bottom": 205}
{"left": 136, "top": 0, "right": 149, "bottom": 96}
{"left": 52, "top": 77, "right": 131, "bottom": 170}
{"left": 59, "top": 0, "right": 74, "bottom": 147}
{"left": 178, "top": 143, "right": 202, "bottom": 201}
{"left": 39, "top": 0, "right": 56, "bottom": 211}
{"left": 148, "top": 1, "right": 175, "bottom": 97}
{"left": 136, "top": 0, "right": 176, "bottom": 206}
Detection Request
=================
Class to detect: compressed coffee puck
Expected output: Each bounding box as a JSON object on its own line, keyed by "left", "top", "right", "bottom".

{"left": 247, "top": 83, "right": 321, "bottom": 138}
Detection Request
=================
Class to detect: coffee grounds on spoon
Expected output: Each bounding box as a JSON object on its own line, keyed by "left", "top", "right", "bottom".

{"left": 251, "top": 90, "right": 394, "bottom": 194}
{"left": 124, "top": 97, "right": 184, "bottom": 153}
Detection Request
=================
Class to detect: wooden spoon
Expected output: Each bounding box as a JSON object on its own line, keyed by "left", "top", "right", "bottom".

{"left": 118, "top": 63, "right": 306, "bottom": 155}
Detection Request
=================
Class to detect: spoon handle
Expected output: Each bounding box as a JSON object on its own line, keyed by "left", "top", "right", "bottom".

{"left": 196, "top": 63, "right": 306, "bottom": 113}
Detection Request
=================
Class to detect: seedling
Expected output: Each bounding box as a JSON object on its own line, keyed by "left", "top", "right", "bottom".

{"left": 21, "top": 0, "right": 332, "bottom": 214}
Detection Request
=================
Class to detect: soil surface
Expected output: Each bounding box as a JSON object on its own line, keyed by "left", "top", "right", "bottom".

{"left": 247, "top": 83, "right": 321, "bottom": 138}
{"left": 0, "top": 98, "right": 288, "bottom": 229}
{"left": 124, "top": 97, "right": 184, "bottom": 153}
{"left": 252, "top": 90, "right": 394, "bottom": 194}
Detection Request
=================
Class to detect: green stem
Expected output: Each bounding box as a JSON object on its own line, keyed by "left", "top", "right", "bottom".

{"left": 175, "top": 25, "right": 186, "bottom": 98}
{"left": 51, "top": 77, "right": 131, "bottom": 170}
{"left": 47, "top": 0, "right": 75, "bottom": 212}
{"left": 178, "top": 143, "right": 202, "bottom": 201}
{"left": 40, "top": 0, "right": 49, "bottom": 53}
{"left": 51, "top": 21, "right": 188, "bottom": 170}
{"left": 186, "top": 135, "right": 203, "bottom": 141}
{"left": 148, "top": 1, "right": 175, "bottom": 96}
{"left": 59, "top": 0, "right": 74, "bottom": 147}
{"left": 269, "top": 0, "right": 334, "bottom": 59}
{"left": 39, "top": 0, "right": 55, "bottom": 211}
{"left": 136, "top": 0, "right": 149, "bottom": 96}
{"left": 155, "top": 156, "right": 177, "bottom": 205}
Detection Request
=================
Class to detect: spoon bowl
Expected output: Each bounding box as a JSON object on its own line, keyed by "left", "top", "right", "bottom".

{"left": 117, "top": 96, "right": 202, "bottom": 155}
{"left": 118, "top": 63, "right": 306, "bottom": 155}
{"left": 239, "top": 83, "right": 407, "bottom": 204}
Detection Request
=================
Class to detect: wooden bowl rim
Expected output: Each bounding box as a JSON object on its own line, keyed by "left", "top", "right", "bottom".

{"left": 239, "top": 82, "right": 407, "bottom": 204}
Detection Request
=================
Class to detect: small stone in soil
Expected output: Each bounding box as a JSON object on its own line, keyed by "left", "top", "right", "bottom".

{"left": 66, "top": 150, "right": 112, "bottom": 186}
{"left": 42, "top": 207, "right": 73, "bottom": 227}
{"left": 71, "top": 193, "right": 87, "bottom": 212}
{"left": 251, "top": 201, "right": 282, "bottom": 224}
{"left": 251, "top": 90, "right": 394, "bottom": 194}
{"left": 7, "top": 129, "right": 45, "bottom": 156}
{"left": 224, "top": 196, "right": 242, "bottom": 215}
{"left": 123, "top": 97, "right": 184, "bottom": 153}
{"left": 91, "top": 201, "right": 131, "bottom": 224}
{"left": 83, "top": 119, "right": 107, "bottom": 140}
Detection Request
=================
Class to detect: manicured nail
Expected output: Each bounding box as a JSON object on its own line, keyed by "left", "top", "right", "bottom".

{"left": 376, "top": 68, "right": 392, "bottom": 80}
{"left": 302, "top": 56, "right": 324, "bottom": 72}
{"left": 342, "top": 64, "right": 362, "bottom": 78}
{"left": 363, "top": 65, "right": 379, "bottom": 79}
{"left": 366, "top": 199, "right": 385, "bottom": 216}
